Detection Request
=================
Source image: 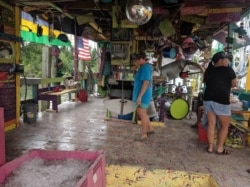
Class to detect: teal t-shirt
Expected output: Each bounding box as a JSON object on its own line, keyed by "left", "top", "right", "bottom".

{"left": 132, "top": 63, "right": 152, "bottom": 107}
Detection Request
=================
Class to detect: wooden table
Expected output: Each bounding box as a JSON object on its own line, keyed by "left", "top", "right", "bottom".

{"left": 38, "top": 88, "right": 79, "bottom": 112}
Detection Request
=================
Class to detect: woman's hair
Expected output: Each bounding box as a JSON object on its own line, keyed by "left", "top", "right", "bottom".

{"left": 203, "top": 51, "right": 228, "bottom": 83}
{"left": 136, "top": 51, "right": 147, "bottom": 59}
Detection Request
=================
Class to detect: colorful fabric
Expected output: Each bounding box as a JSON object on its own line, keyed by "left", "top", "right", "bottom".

{"left": 55, "top": 58, "right": 64, "bottom": 77}
{"left": 21, "top": 11, "right": 71, "bottom": 46}
{"left": 77, "top": 37, "right": 91, "bottom": 61}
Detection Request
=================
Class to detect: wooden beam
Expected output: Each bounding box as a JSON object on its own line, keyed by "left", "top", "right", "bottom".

{"left": 134, "top": 36, "right": 159, "bottom": 41}
{"left": 13, "top": 1, "right": 75, "bottom": 19}
{"left": 89, "top": 22, "right": 107, "bottom": 40}
{"left": 48, "top": 2, "right": 74, "bottom": 19}
{"left": 57, "top": 1, "right": 113, "bottom": 11}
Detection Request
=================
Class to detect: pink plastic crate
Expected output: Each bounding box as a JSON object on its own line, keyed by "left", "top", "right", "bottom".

{"left": 0, "top": 149, "right": 105, "bottom": 187}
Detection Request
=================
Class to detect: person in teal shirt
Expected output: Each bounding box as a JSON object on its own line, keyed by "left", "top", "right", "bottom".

{"left": 133, "top": 52, "right": 154, "bottom": 141}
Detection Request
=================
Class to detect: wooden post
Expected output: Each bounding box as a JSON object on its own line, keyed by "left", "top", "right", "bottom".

{"left": 15, "top": 6, "right": 21, "bottom": 126}
{"left": 74, "top": 30, "right": 79, "bottom": 81}
{"left": 41, "top": 46, "right": 51, "bottom": 111}
{"left": 0, "top": 108, "right": 5, "bottom": 166}
{"left": 245, "top": 55, "right": 250, "bottom": 91}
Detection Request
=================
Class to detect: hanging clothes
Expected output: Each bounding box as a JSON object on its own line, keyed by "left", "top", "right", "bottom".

{"left": 55, "top": 57, "right": 64, "bottom": 77}
{"left": 103, "top": 52, "right": 112, "bottom": 76}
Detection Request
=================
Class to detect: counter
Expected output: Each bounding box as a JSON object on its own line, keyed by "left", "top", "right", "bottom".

{"left": 108, "top": 79, "right": 134, "bottom": 100}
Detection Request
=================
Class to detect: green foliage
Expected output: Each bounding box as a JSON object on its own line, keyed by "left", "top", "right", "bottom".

{"left": 90, "top": 47, "right": 99, "bottom": 73}
{"left": 21, "top": 43, "right": 74, "bottom": 77}
{"left": 58, "top": 46, "right": 74, "bottom": 76}
{"left": 211, "top": 40, "right": 225, "bottom": 55}
{"left": 21, "top": 42, "right": 98, "bottom": 78}
{"left": 21, "top": 42, "right": 43, "bottom": 77}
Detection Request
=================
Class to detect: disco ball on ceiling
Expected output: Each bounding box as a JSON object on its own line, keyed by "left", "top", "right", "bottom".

{"left": 125, "top": 0, "right": 153, "bottom": 25}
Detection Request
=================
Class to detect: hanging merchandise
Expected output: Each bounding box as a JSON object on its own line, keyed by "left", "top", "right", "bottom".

{"left": 181, "top": 37, "right": 198, "bottom": 60}
{"left": 48, "top": 11, "right": 54, "bottom": 42}
{"left": 103, "top": 52, "right": 112, "bottom": 76}
{"left": 162, "top": 47, "right": 177, "bottom": 59}
{"left": 161, "top": 59, "right": 204, "bottom": 81}
{"left": 233, "top": 22, "right": 247, "bottom": 38}
{"left": 54, "top": 57, "right": 64, "bottom": 77}
{"left": 36, "top": 25, "right": 43, "bottom": 37}
{"left": 98, "top": 46, "right": 107, "bottom": 81}
{"left": 57, "top": 15, "right": 69, "bottom": 43}
{"left": 158, "top": 18, "right": 176, "bottom": 38}
{"left": 191, "top": 35, "right": 208, "bottom": 50}
{"left": 52, "top": 46, "right": 60, "bottom": 57}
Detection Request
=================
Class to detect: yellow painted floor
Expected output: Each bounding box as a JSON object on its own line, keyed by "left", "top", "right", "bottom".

{"left": 106, "top": 165, "right": 219, "bottom": 187}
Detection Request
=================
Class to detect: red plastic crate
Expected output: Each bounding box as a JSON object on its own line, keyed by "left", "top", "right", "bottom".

{"left": 198, "top": 123, "right": 208, "bottom": 142}
{"left": 79, "top": 90, "right": 88, "bottom": 102}
{"left": 0, "top": 149, "right": 105, "bottom": 187}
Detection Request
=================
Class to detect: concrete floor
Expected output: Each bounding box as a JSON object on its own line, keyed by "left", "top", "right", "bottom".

{"left": 4, "top": 96, "right": 250, "bottom": 187}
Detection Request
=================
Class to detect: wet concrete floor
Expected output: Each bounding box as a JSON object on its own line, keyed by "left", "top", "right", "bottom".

{"left": 4, "top": 96, "right": 250, "bottom": 187}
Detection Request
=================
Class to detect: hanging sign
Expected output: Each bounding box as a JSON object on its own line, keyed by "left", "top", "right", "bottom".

{"left": 207, "top": 7, "right": 242, "bottom": 23}
{"left": 207, "top": 12, "right": 241, "bottom": 23}
{"left": 153, "top": 7, "right": 169, "bottom": 15}
{"left": 180, "top": 16, "right": 205, "bottom": 24}
{"left": 21, "top": 11, "right": 71, "bottom": 46}
{"left": 158, "top": 19, "right": 176, "bottom": 38}
{"left": 181, "top": 6, "right": 206, "bottom": 16}
{"left": 208, "top": 7, "right": 242, "bottom": 14}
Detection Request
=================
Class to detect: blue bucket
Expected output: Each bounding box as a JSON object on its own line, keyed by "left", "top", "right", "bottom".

{"left": 118, "top": 113, "right": 133, "bottom": 120}
{"left": 162, "top": 47, "right": 177, "bottom": 59}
